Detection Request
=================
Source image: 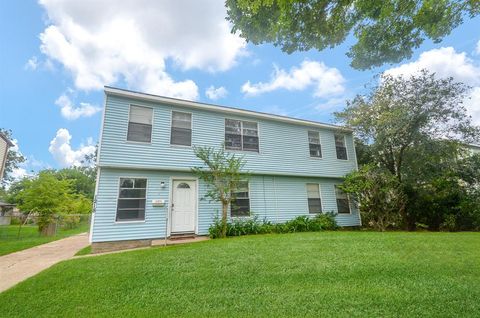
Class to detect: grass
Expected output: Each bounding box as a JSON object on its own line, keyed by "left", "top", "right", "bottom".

{"left": 0, "top": 223, "right": 89, "bottom": 256}
{"left": 75, "top": 245, "right": 91, "bottom": 256}
{"left": 1, "top": 232, "right": 479, "bottom": 317}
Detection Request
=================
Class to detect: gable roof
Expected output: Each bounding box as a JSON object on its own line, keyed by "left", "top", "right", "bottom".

{"left": 0, "top": 133, "right": 14, "bottom": 147}
{"left": 104, "top": 86, "right": 352, "bottom": 132}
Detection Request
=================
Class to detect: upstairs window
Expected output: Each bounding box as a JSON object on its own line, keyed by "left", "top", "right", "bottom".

{"left": 116, "top": 178, "right": 147, "bottom": 221}
{"left": 335, "top": 186, "right": 351, "bottom": 214}
{"left": 308, "top": 131, "right": 322, "bottom": 158}
{"left": 225, "top": 119, "right": 259, "bottom": 152}
{"left": 231, "top": 181, "right": 250, "bottom": 217}
{"left": 334, "top": 134, "right": 348, "bottom": 160}
{"left": 170, "top": 111, "right": 192, "bottom": 146}
{"left": 307, "top": 183, "right": 322, "bottom": 213}
{"left": 127, "top": 106, "right": 153, "bottom": 143}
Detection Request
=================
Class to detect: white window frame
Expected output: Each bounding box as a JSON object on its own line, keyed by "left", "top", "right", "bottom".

{"left": 224, "top": 118, "right": 260, "bottom": 153}
{"left": 334, "top": 134, "right": 348, "bottom": 160}
{"left": 169, "top": 110, "right": 193, "bottom": 147}
{"left": 126, "top": 105, "right": 154, "bottom": 144}
{"left": 335, "top": 185, "right": 351, "bottom": 214}
{"left": 114, "top": 177, "right": 148, "bottom": 223}
{"left": 306, "top": 183, "right": 323, "bottom": 214}
{"left": 230, "top": 180, "right": 251, "bottom": 217}
{"left": 308, "top": 130, "right": 322, "bottom": 159}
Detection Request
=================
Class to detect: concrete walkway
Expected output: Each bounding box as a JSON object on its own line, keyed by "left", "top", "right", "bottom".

{"left": 0, "top": 233, "right": 89, "bottom": 293}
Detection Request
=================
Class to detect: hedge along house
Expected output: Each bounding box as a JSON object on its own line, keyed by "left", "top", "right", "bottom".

{"left": 90, "top": 87, "right": 361, "bottom": 251}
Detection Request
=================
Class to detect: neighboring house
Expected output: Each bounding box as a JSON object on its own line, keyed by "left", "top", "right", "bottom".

{"left": 0, "top": 133, "right": 14, "bottom": 181}
{"left": 467, "top": 143, "right": 480, "bottom": 155}
{"left": 90, "top": 87, "right": 361, "bottom": 250}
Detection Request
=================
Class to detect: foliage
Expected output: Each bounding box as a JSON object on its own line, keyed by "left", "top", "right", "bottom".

{"left": 0, "top": 128, "right": 26, "bottom": 187}
{"left": 335, "top": 70, "right": 480, "bottom": 231}
{"left": 208, "top": 213, "right": 338, "bottom": 238}
{"left": 16, "top": 171, "right": 91, "bottom": 234}
{"left": 341, "top": 165, "right": 405, "bottom": 231}
{"left": 53, "top": 167, "right": 96, "bottom": 199}
{"left": 1, "top": 232, "right": 480, "bottom": 317}
{"left": 192, "top": 146, "right": 247, "bottom": 238}
{"left": 226, "top": 0, "right": 479, "bottom": 70}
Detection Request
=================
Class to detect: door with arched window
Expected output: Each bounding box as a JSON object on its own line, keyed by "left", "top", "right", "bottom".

{"left": 171, "top": 180, "right": 196, "bottom": 233}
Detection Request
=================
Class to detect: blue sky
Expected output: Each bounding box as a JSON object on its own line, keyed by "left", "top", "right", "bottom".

{"left": 1, "top": 0, "right": 479, "bottom": 178}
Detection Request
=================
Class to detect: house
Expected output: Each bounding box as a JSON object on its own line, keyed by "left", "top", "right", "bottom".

{"left": 0, "top": 132, "right": 14, "bottom": 181}
{"left": 90, "top": 87, "right": 361, "bottom": 251}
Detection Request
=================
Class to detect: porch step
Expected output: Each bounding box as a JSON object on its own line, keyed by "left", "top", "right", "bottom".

{"left": 169, "top": 233, "right": 196, "bottom": 240}
{"left": 151, "top": 235, "right": 209, "bottom": 247}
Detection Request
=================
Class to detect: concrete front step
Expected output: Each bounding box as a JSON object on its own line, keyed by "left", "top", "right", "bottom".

{"left": 152, "top": 236, "right": 209, "bottom": 246}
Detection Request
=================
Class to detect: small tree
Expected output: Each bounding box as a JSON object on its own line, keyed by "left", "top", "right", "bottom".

{"left": 191, "top": 146, "right": 247, "bottom": 238}
{"left": 17, "top": 171, "right": 74, "bottom": 235}
{"left": 340, "top": 165, "right": 406, "bottom": 231}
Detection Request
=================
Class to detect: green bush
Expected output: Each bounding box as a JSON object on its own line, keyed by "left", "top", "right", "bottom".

{"left": 208, "top": 213, "right": 338, "bottom": 238}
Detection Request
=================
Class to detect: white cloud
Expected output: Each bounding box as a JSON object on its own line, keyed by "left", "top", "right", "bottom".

{"left": 205, "top": 86, "right": 228, "bottom": 100}
{"left": 242, "top": 60, "right": 345, "bottom": 98}
{"left": 38, "top": 0, "right": 246, "bottom": 100}
{"left": 24, "top": 56, "right": 39, "bottom": 70}
{"left": 384, "top": 46, "right": 480, "bottom": 125}
{"left": 55, "top": 93, "right": 101, "bottom": 120}
{"left": 49, "top": 128, "right": 96, "bottom": 167}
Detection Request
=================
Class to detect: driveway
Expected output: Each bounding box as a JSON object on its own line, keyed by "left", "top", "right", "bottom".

{"left": 0, "top": 233, "right": 89, "bottom": 292}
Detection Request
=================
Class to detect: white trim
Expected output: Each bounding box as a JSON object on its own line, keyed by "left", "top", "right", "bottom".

{"left": 334, "top": 133, "right": 349, "bottom": 161}
{"left": 113, "top": 176, "right": 149, "bottom": 223}
{"left": 88, "top": 167, "right": 102, "bottom": 243}
{"left": 224, "top": 118, "right": 261, "bottom": 154}
{"left": 169, "top": 109, "right": 193, "bottom": 147}
{"left": 168, "top": 177, "right": 198, "bottom": 236}
{"left": 125, "top": 104, "right": 154, "bottom": 144}
{"left": 307, "top": 130, "right": 323, "bottom": 159}
{"left": 105, "top": 86, "right": 352, "bottom": 132}
{"left": 229, "top": 180, "right": 251, "bottom": 218}
{"left": 334, "top": 184, "right": 352, "bottom": 215}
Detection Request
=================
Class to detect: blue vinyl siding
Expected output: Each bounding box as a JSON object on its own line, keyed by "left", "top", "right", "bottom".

{"left": 91, "top": 168, "right": 361, "bottom": 243}
{"left": 98, "top": 95, "right": 357, "bottom": 178}
{"left": 92, "top": 91, "right": 361, "bottom": 242}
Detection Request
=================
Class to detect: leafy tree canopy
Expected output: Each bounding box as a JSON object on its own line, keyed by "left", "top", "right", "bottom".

{"left": 226, "top": 0, "right": 479, "bottom": 69}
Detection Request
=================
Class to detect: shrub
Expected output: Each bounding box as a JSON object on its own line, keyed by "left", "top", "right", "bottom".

{"left": 208, "top": 213, "right": 338, "bottom": 238}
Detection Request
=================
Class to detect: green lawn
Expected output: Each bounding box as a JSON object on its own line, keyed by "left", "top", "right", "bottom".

{"left": 0, "top": 223, "right": 89, "bottom": 256}
{"left": 1, "top": 232, "right": 479, "bottom": 317}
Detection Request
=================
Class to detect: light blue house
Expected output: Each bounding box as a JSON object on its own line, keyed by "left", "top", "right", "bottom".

{"left": 90, "top": 87, "right": 361, "bottom": 250}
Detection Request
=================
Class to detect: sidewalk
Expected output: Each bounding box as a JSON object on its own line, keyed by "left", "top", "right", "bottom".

{"left": 0, "top": 233, "right": 89, "bottom": 293}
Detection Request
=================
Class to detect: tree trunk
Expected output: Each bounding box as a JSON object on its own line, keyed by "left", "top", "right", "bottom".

{"left": 221, "top": 202, "right": 228, "bottom": 238}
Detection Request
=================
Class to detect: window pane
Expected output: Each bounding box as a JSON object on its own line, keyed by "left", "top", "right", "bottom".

{"left": 116, "top": 209, "right": 145, "bottom": 221}
{"left": 120, "top": 178, "right": 134, "bottom": 188}
{"left": 336, "top": 146, "right": 347, "bottom": 160}
{"left": 242, "top": 121, "right": 258, "bottom": 137}
{"left": 225, "top": 119, "right": 241, "bottom": 133}
{"left": 308, "top": 198, "right": 322, "bottom": 213}
{"left": 172, "top": 111, "right": 191, "bottom": 129}
{"left": 243, "top": 135, "right": 259, "bottom": 151}
{"left": 337, "top": 199, "right": 350, "bottom": 214}
{"left": 134, "top": 178, "right": 147, "bottom": 189}
{"left": 334, "top": 134, "right": 345, "bottom": 147}
{"left": 225, "top": 133, "right": 242, "bottom": 150}
{"left": 335, "top": 186, "right": 350, "bottom": 214}
{"left": 308, "top": 131, "right": 320, "bottom": 144}
{"left": 171, "top": 127, "right": 192, "bottom": 146}
{"left": 117, "top": 199, "right": 146, "bottom": 209}
{"left": 231, "top": 198, "right": 250, "bottom": 217}
{"left": 307, "top": 184, "right": 320, "bottom": 198}
{"left": 309, "top": 144, "right": 322, "bottom": 157}
{"left": 127, "top": 122, "right": 152, "bottom": 142}
{"left": 119, "top": 188, "right": 146, "bottom": 198}
{"left": 130, "top": 106, "right": 153, "bottom": 125}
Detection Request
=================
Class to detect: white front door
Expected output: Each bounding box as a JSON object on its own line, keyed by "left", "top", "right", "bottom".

{"left": 171, "top": 180, "right": 196, "bottom": 233}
